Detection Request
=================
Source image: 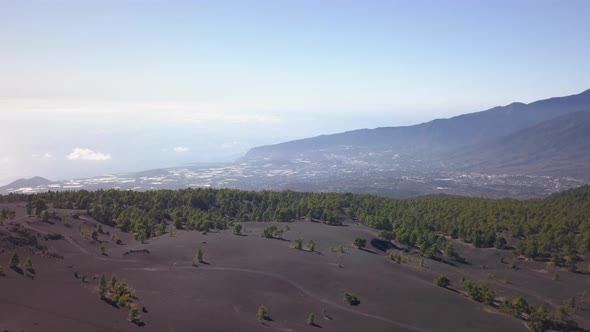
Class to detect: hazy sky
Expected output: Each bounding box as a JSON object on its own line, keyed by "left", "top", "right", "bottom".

{"left": 1, "top": 0, "right": 589, "bottom": 184}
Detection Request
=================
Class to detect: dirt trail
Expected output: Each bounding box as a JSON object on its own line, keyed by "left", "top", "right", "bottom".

{"left": 176, "top": 264, "right": 432, "bottom": 332}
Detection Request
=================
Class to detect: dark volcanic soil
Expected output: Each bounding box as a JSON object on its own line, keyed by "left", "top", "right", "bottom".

{"left": 1, "top": 203, "right": 588, "bottom": 332}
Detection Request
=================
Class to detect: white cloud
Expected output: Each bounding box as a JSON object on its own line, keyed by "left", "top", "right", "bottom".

{"left": 220, "top": 141, "right": 248, "bottom": 150}
{"left": 66, "top": 148, "right": 111, "bottom": 161}
{"left": 33, "top": 152, "right": 53, "bottom": 159}
{"left": 173, "top": 146, "right": 190, "bottom": 153}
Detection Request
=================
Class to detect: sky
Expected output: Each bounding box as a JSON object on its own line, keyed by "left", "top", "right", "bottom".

{"left": 1, "top": 0, "right": 589, "bottom": 184}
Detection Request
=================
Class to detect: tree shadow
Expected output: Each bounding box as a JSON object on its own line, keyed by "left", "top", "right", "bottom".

{"left": 11, "top": 266, "right": 24, "bottom": 275}
{"left": 431, "top": 256, "right": 458, "bottom": 267}
{"left": 272, "top": 237, "right": 290, "bottom": 242}
{"left": 310, "top": 323, "right": 322, "bottom": 328}
{"left": 123, "top": 249, "right": 150, "bottom": 256}
{"left": 445, "top": 287, "right": 460, "bottom": 294}
{"left": 371, "top": 238, "right": 396, "bottom": 252}
{"left": 101, "top": 297, "right": 119, "bottom": 309}
{"left": 359, "top": 248, "right": 377, "bottom": 255}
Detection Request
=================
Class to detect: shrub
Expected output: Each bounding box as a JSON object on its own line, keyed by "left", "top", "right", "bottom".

{"left": 353, "top": 237, "right": 366, "bottom": 249}
{"left": 434, "top": 275, "right": 450, "bottom": 288}
{"left": 291, "top": 238, "right": 304, "bottom": 250}
{"left": 343, "top": 292, "right": 360, "bottom": 306}
{"left": 233, "top": 224, "right": 243, "bottom": 235}
{"left": 462, "top": 279, "right": 495, "bottom": 305}
{"left": 262, "top": 225, "right": 278, "bottom": 238}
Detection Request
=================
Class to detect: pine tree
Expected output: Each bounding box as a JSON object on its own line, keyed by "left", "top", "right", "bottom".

{"left": 307, "top": 240, "right": 315, "bottom": 252}
{"left": 307, "top": 312, "right": 316, "bottom": 325}
{"left": 98, "top": 273, "right": 108, "bottom": 298}
{"left": 256, "top": 305, "right": 268, "bottom": 321}
{"left": 23, "top": 257, "right": 33, "bottom": 272}
{"left": 128, "top": 303, "right": 139, "bottom": 322}
{"left": 197, "top": 248, "right": 204, "bottom": 262}
{"left": 9, "top": 253, "right": 19, "bottom": 268}
{"left": 110, "top": 275, "right": 118, "bottom": 291}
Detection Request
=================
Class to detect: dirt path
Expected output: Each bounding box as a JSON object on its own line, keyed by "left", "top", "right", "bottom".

{"left": 174, "top": 264, "right": 432, "bottom": 332}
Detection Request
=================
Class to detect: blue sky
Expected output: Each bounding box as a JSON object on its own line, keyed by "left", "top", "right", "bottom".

{"left": 1, "top": 0, "right": 589, "bottom": 183}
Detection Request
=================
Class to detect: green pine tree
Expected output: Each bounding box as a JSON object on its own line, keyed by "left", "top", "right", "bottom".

{"left": 98, "top": 273, "right": 108, "bottom": 298}
{"left": 23, "top": 257, "right": 33, "bottom": 272}
{"left": 9, "top": 253, "right": 19, "bottom": 268}
{"left": 257, "top": 305, "right": 268, "bottom": 321}
{"left": 307, "top": 312, "right": 316, "bottom": 325}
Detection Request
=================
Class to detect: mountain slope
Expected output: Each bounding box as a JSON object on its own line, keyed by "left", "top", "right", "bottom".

{"left": 454, "top": 110, "right": 590, "bottom": 177}
{"left": 0, "top": 176, "right": 55, "bottom": 192}
{"left": 246, "top": 89, "right": 590, "bottom": 160}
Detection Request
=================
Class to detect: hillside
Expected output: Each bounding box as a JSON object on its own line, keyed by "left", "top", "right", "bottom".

{"left": 245, "top": 89, "right": 590, "bottom": 160}
{"left": 0, "top": 177, "right": 55, "bottom": 192}
{"left": 1, "top": 186, "right": 589, "bottom": 331}
{"left": 454, "top": 110, "right": 590, "bottom": 177}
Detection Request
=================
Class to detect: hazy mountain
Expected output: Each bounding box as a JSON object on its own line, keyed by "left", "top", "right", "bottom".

{"left": 0, "top": 176, "right": 55, "bottom": 192}
{"left": 3, "top": 91, "right": 590, "bottom": 199}
{"left": 245, "top": 89, "right": 590, "bottom": 160}
{"left": 454, "top": 110, "right": 590, "bottom": 177}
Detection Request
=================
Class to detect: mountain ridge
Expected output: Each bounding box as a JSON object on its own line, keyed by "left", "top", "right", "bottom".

{"left": 0, "top": 176, "right": 54, "bottom": 190}
{"left": 245, "top": 89, "right": 590, "bottom": 160}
